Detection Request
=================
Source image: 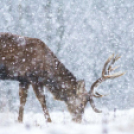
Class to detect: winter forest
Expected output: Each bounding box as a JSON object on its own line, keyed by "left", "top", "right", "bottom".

{"left": 0, "top": 0, "right": 134, "bottom": 134}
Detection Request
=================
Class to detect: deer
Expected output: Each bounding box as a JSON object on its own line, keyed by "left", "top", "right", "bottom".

{"left": 0, "top": 32, "right": 124, "bottom": 123}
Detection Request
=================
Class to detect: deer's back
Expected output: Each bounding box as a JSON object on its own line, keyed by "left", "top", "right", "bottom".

{"left": 0, "top": 33, "right": 76, "bottom": 85}
{"left": 0, "top": 33, "right": 44, "bottom": 76}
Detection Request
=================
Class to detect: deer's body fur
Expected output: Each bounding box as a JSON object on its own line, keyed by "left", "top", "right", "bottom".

{"left": 0, "top": 32, "right": 124, "bottom": 123}
{"left": 0, "top": 32, "right": 87, "bottom": 122}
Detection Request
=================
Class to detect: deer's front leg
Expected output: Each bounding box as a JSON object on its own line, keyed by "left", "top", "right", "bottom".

{"left": 18, "top": 82, "right": 29, "bottom": 122}
{"left": 32, "top": 83, "right": 51, "bottom": 122}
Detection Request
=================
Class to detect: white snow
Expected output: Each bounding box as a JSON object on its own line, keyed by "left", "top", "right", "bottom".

{"left": 0, "top": 108, "right": 134, "bottom": 134}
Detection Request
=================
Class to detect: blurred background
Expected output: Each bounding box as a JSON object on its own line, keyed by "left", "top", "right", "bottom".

{"left": 0, "top": 0, "right": 132, "bottom": 114}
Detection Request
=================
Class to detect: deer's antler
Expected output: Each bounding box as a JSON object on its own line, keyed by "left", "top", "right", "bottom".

{"left": 89, "top": 54, "right": 125, "bottom": 113}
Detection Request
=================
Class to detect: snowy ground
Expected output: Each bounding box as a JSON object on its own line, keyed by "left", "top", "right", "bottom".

{"left": 0, "top": 108, "right": 134, "bottom": 134}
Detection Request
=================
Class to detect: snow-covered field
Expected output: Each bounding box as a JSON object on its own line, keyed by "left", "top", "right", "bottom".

{"left": 0, "top": 108, "right": 134, "bottom": 134}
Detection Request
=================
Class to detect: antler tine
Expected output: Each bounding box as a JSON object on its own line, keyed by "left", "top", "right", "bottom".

{"left": 102, "top": 54, "right": 114, "bottom": 76}
{"left": 103, "top": 72, "right": 125, "bottom": 79}
{"left": 89, "top": 54, "right": 125, "bottom": 113}
{"left": 93, "top": 91, "right": 109, "bottom": 98}
{"left": 115, "top": 54, "right": 121, "bottom": 61}
{"left": 107, "top": 54, "right": 121, "bottom": 74}
{"left": 108, "top": 66, "right": 120, "bottom": 72}
{"left": 103, "top": 54, "right": 124, "bottom": 79}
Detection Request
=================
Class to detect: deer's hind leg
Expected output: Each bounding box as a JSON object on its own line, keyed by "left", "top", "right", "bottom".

{"left": 32, "top": 82, "right": 51, "bottom": 122}
{"left": 18, "top": 82, "right": 29, "bottom": 122}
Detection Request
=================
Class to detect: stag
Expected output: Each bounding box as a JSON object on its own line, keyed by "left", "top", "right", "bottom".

{"left": 0, "top": 32, "right": 124, "bottom": 123}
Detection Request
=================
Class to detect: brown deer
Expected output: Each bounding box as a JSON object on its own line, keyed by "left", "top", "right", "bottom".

{"left": 0, "top": 32, "right": 124, "bottom": 123}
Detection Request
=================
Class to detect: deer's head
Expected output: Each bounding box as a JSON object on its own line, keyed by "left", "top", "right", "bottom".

{"left": 66, "top": 54, "right": 124, "bottom": 123}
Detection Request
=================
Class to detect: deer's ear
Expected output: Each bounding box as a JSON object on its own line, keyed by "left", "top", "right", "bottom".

{"left": 77, "top": 80, "right": 85, "bottom": 94}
